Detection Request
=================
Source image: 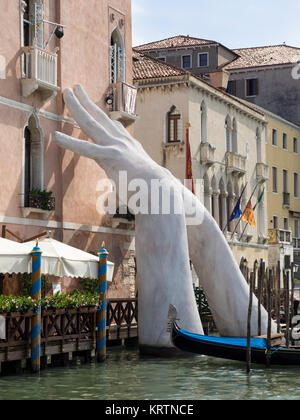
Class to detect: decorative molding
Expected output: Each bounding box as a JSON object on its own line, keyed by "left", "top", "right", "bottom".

{"left": 0, "top": 215, "right": 135, "bottom": 237}
{"left": 0, "top": 95, "right": 79, "bottom": 127}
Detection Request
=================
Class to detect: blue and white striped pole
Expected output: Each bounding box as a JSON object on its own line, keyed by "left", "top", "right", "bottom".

{"left": 31, "top": 239, "right": 42, "bottom": 373}
{"left": 96, "top": 242, "right": 108, "bottom": 362}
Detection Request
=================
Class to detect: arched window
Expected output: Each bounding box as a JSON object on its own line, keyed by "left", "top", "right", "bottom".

{"left": 232, "top": 118, "right": 238, "bottom": 153}
{"left": 225, "top": 115, "right": 232, "bottom": 152}
{"left": 226, "top": 180, "right": 234, "bottom": 233}
{"left": 110, "top": 27, "right": 125, "bottom": 83}
{"left": 200, "top": 100, "right": 208, "bottom": 143}
{"left": 23, "top": 114, "right": 44, "bottom": 206}
{"left": 167, "top": 106, "right": 182, "bottom": 143}
{"left": 218, "top": 178, "right": 226, "bottom": 231}
{"left": 256, "top": 127, "right": 262, "bottom": 162}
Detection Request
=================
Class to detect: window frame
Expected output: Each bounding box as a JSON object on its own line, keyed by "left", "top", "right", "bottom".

{"left": 245, "top": 78, "right": 258, "bottom": 98}
{"left": 294, "top": 172, "right": 299, "bottom": 198}
{"left": 293, "top": 137, "right": 298, "bottom": 154}
{"left": 227, "top": 80, "right": 237, "bottom": 96}
{"left": 167, "top": 113, "right": 181, "bottom": 143}
{"left": 198, "top": 52, "right": 209, "bottom": 68}
{"left": 272, "top": 166, "right": 278, "bottom": 193}
{"left": 273, "top": 215, "right": 279, "bottom": 229}
{"left": 272, "top": 129, "right": 278, "bottom": 147}
{"left": 295, "top": 219, "right": 299, "bottom": 238}
{"left": 283, "top": 132, "right": 288, "bottom": 150}
{"left": 181, "top": 54, "right": 192, "bottom": 69}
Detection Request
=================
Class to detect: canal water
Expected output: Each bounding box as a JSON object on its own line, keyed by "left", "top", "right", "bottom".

{"left": 0, "top": 346, "right": 300, "bottom": 400}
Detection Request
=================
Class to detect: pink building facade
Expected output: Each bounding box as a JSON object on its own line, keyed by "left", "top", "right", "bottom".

{"left": 0, "top": 0, "right": 137, "bottom": 297}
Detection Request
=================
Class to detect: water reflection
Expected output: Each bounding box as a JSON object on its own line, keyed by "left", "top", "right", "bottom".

{"left": 0, "top": 347, "right": 300, "bottom": 400}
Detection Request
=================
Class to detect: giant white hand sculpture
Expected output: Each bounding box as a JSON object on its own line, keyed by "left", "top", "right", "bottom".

{"left": 54, "top": 85, "right": 275, "bottom": 355}
{"left": 54, "top": 85, "right": 203, "bottom": 355}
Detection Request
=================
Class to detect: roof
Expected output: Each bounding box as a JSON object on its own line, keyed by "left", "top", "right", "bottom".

{"left": 133, "top": 50, "right": 187, "bottom": 80}
{"left": 134, "top": 35, "right": 217, "bottom": 51}
{"left": 132, "top": 50, "right": 264, "bottom": 119}
{"left": 225, "top": 44, "right": 300, "bottom": 70}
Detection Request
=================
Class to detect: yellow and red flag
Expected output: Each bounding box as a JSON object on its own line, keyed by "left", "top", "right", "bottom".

{"left": 241, "top": 200, "right": 256, "bottom": 227}
{"left": 186, "top": 128, "right": 195, "bottom": 194}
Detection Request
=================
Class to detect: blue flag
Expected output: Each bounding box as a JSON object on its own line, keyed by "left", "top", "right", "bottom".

{"left": 229, "top": 198, "right": 242, "bottom": 222}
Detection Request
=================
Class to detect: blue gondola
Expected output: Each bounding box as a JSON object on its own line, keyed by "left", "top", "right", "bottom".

{"left": 170, "top": 321, "right": 300, "bottom": 366}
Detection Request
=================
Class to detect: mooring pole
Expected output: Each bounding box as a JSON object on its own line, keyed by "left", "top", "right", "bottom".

{"left": 97, "top": 242, "right": 108, "bottom": 362}
{"left": 266, "top": 269, "right": 272, "bottom": 368}
{"left": 31, "top": 239, "right": 42, "bottom": 373}
{"left": 246, "top": 272, "right": 254, "bottom": 374}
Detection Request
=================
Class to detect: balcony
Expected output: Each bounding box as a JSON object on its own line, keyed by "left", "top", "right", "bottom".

{"left": 268, "top": 228, "right": 292, "bottom": 245}
{"left": 21, "top": 43, "right": 60, "bottom": 101}
{"left": 22, "top": 192, "right": 55, "bottom": 218}
{"left": 225, "top": 152, "right": 246, "bottom": 177}
{"left": 109, "top": 81, "right": 138, "bottom": 127}
{"left": 283, "top": 192, "right": 290, "bottom": 208}
{"left": 256, "top": 162, "right": 269, "bottom": 183}
{"left": 200, "top": 142, "right": 216, "bottom": 167}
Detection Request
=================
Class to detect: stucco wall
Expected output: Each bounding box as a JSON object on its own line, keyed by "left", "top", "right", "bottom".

{"left": 135, "top": 75, "right": 269, "bottom": 265}
{"left": 0, "top": 0, "right": 136, "bottom": 298}
{"left": 229, "top": 66, "right": 300, "bottom": 126}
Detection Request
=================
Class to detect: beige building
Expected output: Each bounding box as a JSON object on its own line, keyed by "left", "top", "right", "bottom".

{"left": 264, "top": 109, "right": 300, "bottom": 278}
{"left": 133, "top": 51, "right": 269, "bottom": 267}
{"left": 0, "top": 0, "right": 137, "bottom": 297}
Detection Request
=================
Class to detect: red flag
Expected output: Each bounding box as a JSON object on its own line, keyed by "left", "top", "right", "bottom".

{"left": 186, "top": 127, "right": 195, "bottom": 194}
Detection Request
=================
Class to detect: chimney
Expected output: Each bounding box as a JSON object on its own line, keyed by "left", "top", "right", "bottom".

{"left": 209, "top": 69, "right": 230, "bottom": 91}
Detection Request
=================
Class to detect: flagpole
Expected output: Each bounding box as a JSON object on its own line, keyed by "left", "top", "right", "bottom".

{"left": 222, "top": 182, "right": 248, "bottom": 234}
{"left": 230, "top": 181, "right": 260, "bottom": 240}
{"left": 239, "top": 188, "right": 264, "bottom": 242}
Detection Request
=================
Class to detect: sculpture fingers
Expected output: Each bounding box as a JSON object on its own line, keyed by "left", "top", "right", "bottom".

{"left": 63, "top": 88, "right": 115, "bottom": 146}
{"left": 53, "top": 131, "right": 117, "bottom": 161}
{"left": 73, "top": 85, "right": 147, "bottom": 154}
{"left": 73, "top": 84, "right": 129, "bottom": 140}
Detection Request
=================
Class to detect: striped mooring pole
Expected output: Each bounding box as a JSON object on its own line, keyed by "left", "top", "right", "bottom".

{"left": 31, "top": 239, "right": 43, "bottom": 373}
{"left": 96, "top": 242, "right": 108, "bottom": 362}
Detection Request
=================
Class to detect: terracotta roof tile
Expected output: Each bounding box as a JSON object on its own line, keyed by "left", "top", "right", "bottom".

{"left": 133, "top": 50, "right": 187, "bottom": 80}
{"left": 134, "top": 35, "right": 216, "bottom": 51}
{"left": 225, "top": 44, "right": 300, "bottom": 70}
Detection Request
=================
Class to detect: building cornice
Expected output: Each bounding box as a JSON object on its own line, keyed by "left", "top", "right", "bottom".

{"left": 0, "top": 95, "right": 78, "bottom": 127}
{"left": 135, "top": 73, "right": 265, "bottom": 123}
{"left": 228, "top": 62, "right": 295, "bottom": 74}
{"left": 0, "top": 215, "right": 135, "bottom": 237}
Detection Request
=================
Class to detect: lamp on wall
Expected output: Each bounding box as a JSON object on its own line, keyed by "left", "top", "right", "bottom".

{"left": 105, "top": 94, "right": 114, "bottom": 106}
{"left": 54, "top": 27, "right": 64, "bottom": 39}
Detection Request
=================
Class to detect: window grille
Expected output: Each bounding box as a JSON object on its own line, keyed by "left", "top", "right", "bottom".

{"left": 110, "top": 45, "right": 125, "bottom": 84}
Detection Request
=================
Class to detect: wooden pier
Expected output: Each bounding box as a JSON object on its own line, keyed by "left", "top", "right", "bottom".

{"left": 0, "top": 298, "right": 138, "bottom": 374}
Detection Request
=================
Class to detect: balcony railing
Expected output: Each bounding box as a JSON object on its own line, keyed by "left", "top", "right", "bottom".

{"left": 21, "top": 43, "right": 60, "bottom": 100}
{"left": 256, "top": 162, "right": 269, "bottom": 183}
{"left": 225, "top": 152, "right": 246, "bottom": 177}
{"left": 283, "top": 192, "right": 290, "bottom": 207}
{"left": 200, "top": 142, "right": 216, "bottom": 167}
{"left": 268, "top": 228, "right": 292, "bottom": 245}
{"left": 109, "top": 81, "right": 138, "bottom": 126}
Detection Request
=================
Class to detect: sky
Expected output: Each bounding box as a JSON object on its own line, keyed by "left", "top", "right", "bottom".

{"left": 132, "top": 0, "right": 300, "bottom": 49}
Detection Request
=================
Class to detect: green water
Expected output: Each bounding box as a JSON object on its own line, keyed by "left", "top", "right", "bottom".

{"left": 0, "top": 347, "right": 300, "bottom": 400}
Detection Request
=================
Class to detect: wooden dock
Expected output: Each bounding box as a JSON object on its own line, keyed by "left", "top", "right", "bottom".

{"left": 0, "top": 298, "right": 138, "bottom": 373}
